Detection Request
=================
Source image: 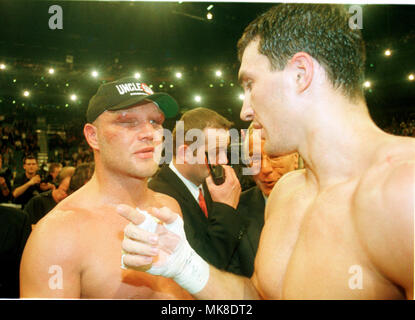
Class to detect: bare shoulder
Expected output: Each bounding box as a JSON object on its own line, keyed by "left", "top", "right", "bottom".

{"left": 353, "top": 136, "right": 414, "bottom": 296}
{"left": 151, "top": 190, "right": 183, "bottom": 217}
{"left": 20, "top": 202, "right": 92, "bottom": 297}
{"left": 25, "top": 202, "right": 91, "bottom": 265}
{"left": 265, "top": 169, "right": 307, "bottom": 221}
{"left": 355, "top": 135, "right": 415, "bottom": 216}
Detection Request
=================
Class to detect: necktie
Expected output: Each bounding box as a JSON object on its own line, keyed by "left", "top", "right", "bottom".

{"left": 198, "top": 188, "right": 208, "bottom": 218}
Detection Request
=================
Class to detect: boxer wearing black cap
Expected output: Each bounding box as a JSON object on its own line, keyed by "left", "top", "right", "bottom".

{"left": 20, "top": 78, "right": 192, "bottom": 299}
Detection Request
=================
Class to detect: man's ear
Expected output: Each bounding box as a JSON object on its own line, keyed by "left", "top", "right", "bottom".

{"left": 287, "top": 52, "right": 314, "bottom": 94}
{"left": 84, "top": 123, "right": 99, "bottom": 150}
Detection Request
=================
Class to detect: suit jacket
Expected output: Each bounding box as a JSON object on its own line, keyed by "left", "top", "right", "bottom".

{"left": 148, "top": 165, "right": 244, "bottom": 270}
{"left": 226, "top": 186, "right": 265, "bottom": 277}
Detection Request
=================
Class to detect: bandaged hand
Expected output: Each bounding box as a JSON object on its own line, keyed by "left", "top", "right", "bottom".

{"left": 117, "top": 204, "right": 210, "bottom": 294}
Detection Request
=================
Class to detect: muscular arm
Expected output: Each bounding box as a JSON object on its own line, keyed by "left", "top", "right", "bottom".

{"left": 356, "top": 160, "right": 414, "bottom": 299}
{"left": 192, "top": 266, "right": 261, "bottom": 300}
{"left": 20, "top": 210, "right": 82, "bottom": 298}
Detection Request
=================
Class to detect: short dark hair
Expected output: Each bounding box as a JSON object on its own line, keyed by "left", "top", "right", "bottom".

{"left": 48, "top": 163, "right": 62, "bottom": 174}
{"left": 56, "top": 166, "right": 75, "bottom": 186}
{"left": 172, "top": 108, "right": 233, "bottom": 156}
{"left": 237, "top": 4, "right": 366, "bottom": 100}
{"left": 68, "top": 162, "right": 95, "bottom": 194}
{"left": 23, "top": 154, "right": 37, "bottom": 165}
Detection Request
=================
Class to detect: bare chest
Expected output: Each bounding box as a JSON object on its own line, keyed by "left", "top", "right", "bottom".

{"left": 79, "top": 219, "right": 192, "bottom": 299}
{"left": 255, "top": 187, "right": 404, "bottom": 300}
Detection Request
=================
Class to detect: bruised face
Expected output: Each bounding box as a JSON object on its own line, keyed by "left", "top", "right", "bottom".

{"left": 249, "top": 136, "right": 298, "bottom": 197}
{"left": 93, "top": 102, "right": 165, "bottom": 179}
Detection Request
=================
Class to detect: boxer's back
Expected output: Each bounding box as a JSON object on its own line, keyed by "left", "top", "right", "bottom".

{"left": 20, "top": 184, "right": 193, "bottom": 299}
{"left": 254, "top": 136, "right": 414, "bottom": 299}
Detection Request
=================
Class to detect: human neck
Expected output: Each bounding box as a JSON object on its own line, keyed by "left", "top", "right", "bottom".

{"left": 25, "top": 171, "right": 35, "bottom": 179}
{"left": 91, "top": 163, "right": 151, "bottom": 208}
{"left": 299, "top": 96, "right": 386, "bottom": 189}
{"left": 172, "top": 158, "right": 202, "bottom": 186}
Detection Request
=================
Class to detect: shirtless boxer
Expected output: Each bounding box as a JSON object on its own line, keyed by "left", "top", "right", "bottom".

{"left": 20, "top": 77, "right": 192, "bottom": 299}
{"left": 119, "top": 4, "right": 414, "bottom": 299}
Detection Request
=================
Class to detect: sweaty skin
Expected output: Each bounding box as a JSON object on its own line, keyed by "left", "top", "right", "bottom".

{"left": 20, "top": 103, "right": 193, "bottom": 299}
{"left": 20, "top": 182, "right": 192, "bottom": 299}
{"left": 120, "top": 39, "right": 414, "bottom": 299}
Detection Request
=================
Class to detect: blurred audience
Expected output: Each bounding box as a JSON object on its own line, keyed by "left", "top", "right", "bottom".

{"left": 0, "top": 205, "right": 31, "bottom": 298}
{"left": 24, "top": 166, "right": 75, "bottom": 226}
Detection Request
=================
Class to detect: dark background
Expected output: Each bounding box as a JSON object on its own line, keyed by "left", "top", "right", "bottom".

{"left": 0, "top": 1, "right": 414, "bottom": 131}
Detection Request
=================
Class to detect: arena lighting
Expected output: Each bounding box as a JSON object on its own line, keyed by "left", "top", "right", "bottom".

{"left": 175, "top": 72, "right": 182, "bottom": 79}
{"left": 134, "top": 72, "right": 141, "bottom": 79}
{"left": 91, "top": 70, "right": 99, "bottom": 78}
{"left": 23, "top": 90, "right": 30, "bottom": 97}
{"left": 239, "top": 94, "right": 245, "bottom": 100}
{"left": 169, "top": 84, "right": 174, "bottom": 88}
{"left": 194, "top": 95, "right": 201, "bottom": 102}
{"left": 384, "top": 49, "right": 391, "bottom": 56}
{"left": 207, "top": 12, "right": 213, "bottom": 20}
{"left": 0, "top": 64, "right": 5, "bottom": 70}
{"left": 48, "top": 68, "right": 55, "bottom": 74}
{"left": 363, "top": 81, "right": 371, "bottom": 88}
{"left": 70, "top": 94, "right": 77, "bottom": 101}
{"left": 215, "top": 70, "right": 222, "bottom": 77}
{"left": 207, "top": 5, "right": 214, "bottom": 11}
{"left": 408, "top": 74, "right": 414, "bottom": 81}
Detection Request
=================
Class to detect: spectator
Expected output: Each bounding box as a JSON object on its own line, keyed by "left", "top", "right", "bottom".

{"left": 148, "top": 107, "right": 244, "bottom": 271}
{"left": 12, "top": 155, "right": 43, "bottom": 208}
{"left": 24, "top": 166, "right": 75, "bottom": 226}
{"left": 44, "top": 162, "right": 62, "bottom": 187}
{"left": 67, "top": 162, "right": 95, "bottom": 194}
{"left": 0, "top": 205, "right": 31, "bottom": 298}
{"left": 227, "top": 125, "right": 299, "bottom": 277}
{"left": 0, "top": 154, "right": 12, "bottom": 203}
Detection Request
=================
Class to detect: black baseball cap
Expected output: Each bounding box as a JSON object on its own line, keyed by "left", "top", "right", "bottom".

{"left": 86, "top": 77, "right": 179, "bottom": 123}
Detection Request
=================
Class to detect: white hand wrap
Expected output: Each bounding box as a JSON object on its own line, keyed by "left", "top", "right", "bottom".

{"left": 121, "top": 208, "right": 210, "bottom": 295}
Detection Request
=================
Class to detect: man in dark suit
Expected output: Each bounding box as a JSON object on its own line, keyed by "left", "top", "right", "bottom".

{"left": 149, "top": 108, "right": 244, "bottom": 271}
{"left": 227, "top": 126, "right": 299, "bottom": 277}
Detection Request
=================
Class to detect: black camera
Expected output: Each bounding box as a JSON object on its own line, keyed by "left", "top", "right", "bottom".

{"left": 205, "top": 152, "right": 226, "bottom": 185}
{"left": 38, "top": 164, "right": 49, "bottom": 183}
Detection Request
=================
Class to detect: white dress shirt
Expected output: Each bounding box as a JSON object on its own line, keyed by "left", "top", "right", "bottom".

{"left": 169, "top": 161, "right": 204, "bottom": 203}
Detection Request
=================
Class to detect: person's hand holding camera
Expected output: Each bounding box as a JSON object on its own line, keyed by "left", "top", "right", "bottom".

{"left": 206, "top": 165, "right": 241, "bottom": 210}
{"left": 29, "top": 175, "right": 41, "bottom": 186}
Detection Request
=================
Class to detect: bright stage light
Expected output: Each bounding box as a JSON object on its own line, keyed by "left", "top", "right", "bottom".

{"left": 408, "top": 74, "right": 414, "bottom": 81}
{"left": 175, "top": 72, "right": 182, "bottom": 79}
{"left": 363, "top": 81, "right": 371, "bottom": 88}
{"left": 23, "top": 90, "right": 30, "bottom": 97}
{"left": 48, "top": 68, "right": 55, "bottom": 74}
{"left": 70, "top": 94, "right": 77, "bottom": 101}
{"left": 194, "top": 95, "right": 201, "bottom": 102}
{"left": 134, "top": 72, "right": 141, "bottom": 79}
{"left": 91, "top": 71, "right": 99, "bottom": 78}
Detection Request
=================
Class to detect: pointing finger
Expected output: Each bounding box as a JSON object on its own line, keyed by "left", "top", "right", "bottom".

{"left": 117, "top": 204, "right": 145, "bottom": 225}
